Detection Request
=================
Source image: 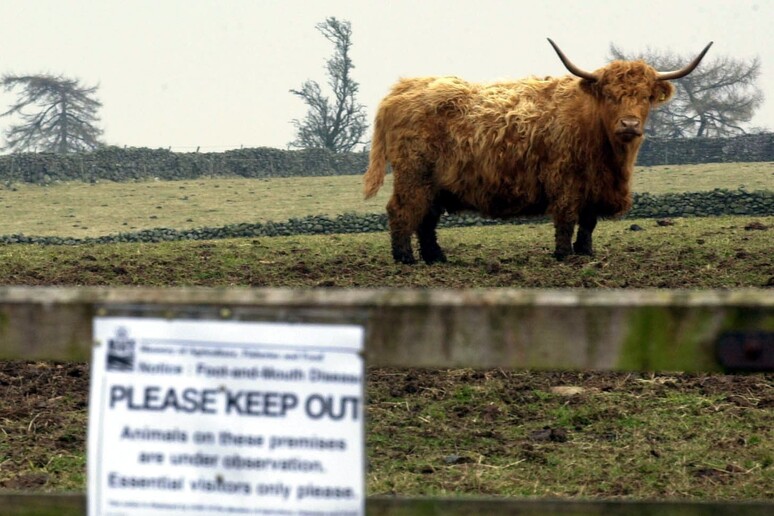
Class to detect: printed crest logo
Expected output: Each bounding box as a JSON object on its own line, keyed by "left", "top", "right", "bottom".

{"left": 107, "top": 327, "right": 135, "bottom": 371}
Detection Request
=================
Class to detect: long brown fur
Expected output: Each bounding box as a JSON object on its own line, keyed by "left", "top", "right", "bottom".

{"left": 364, "top": 59, "right": 676, "bottom": 263}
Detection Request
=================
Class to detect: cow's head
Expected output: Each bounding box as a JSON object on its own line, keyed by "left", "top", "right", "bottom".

{"left": 548, "top": 39, "right": 712, "bottom": 145}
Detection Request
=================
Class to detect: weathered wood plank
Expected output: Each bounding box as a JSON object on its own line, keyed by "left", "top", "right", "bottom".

{"left": 0, "top": 287, "right": 771, "bottom": 371}
{"left": 1, "top": 493, "right": 771, "bottom": 515}
{"left": 1, "top": 493, "right": 84, "bottom": 516}
{"left": 367, "top": 496, "right": 774, "bottom": 515}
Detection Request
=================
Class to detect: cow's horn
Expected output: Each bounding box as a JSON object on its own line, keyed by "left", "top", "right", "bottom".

{"left": 656, "top": 42, "right": 713, "bottom": 81}
{"left": 547, "top": 38, "right": 597, "bottom": 82}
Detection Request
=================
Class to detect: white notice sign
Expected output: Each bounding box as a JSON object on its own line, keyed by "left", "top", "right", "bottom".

{"left": 88, "top": 317, "right": 364, "bottom": 516}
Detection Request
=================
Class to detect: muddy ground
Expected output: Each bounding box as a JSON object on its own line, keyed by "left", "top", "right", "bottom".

{"left": 1, "top": 361, "right": 772, "bottom": 499}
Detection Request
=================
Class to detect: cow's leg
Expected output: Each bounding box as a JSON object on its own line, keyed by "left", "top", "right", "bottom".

{"left": 417, "top": 196, "right": 446, "bottom": 264}
{"left": 386, "top": 172, "right": 434, "bottom": 265}
{"left": 573, "top": 207, "right": 598, "bottom": 256}
{"left": 387, "top": 193, "right": 416, "bottom": 264}
{"left": 553, "top": 218, "right": 575, "bottom": 261}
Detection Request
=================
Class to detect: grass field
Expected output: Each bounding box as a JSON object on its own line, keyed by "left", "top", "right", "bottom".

{"left": 0, "top": 162, "right": 771, "bottom": 238}
{"left": 0, "top": 163, "right": 772, "bottom": 501}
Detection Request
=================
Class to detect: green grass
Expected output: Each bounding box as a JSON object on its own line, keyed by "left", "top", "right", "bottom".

{"left": 0, "top": 174, "right": 384, "bottom": 238}
{"left": 367, "top": 370, "right": 774, "bottom": 500}
{"left": 634, "top": 162, "right": 773, "bottom": 194}
{"left": 0, "top": 162, "right": 770, "bottom": 238}
{"left": 0, "top": 216, "right": 770, "bottom": 288}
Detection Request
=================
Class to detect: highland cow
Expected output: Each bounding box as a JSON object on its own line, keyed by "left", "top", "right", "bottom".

{"left": 363, "top": 39, "right": 712, "bottom": 263}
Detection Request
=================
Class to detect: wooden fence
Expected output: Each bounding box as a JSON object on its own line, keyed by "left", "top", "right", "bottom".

{"left": 0, "top": 286, "right": 772, "bottom": 514}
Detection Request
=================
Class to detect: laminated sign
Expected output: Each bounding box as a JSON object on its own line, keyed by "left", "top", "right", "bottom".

{"left": 88, "top": 317, "right": 365, "bottom": 516}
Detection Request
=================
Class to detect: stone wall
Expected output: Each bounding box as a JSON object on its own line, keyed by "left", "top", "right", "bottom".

{"left": 0, "top": 133, "right": 771, "bottom": 184}
{"left": 636, "top": 133, "right": 774, "bottom": 165}
{"left": 0, "top": 146, "right": 370, "bottom": 183}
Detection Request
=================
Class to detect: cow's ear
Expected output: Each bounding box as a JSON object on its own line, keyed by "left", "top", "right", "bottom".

{"left": 651, "top": 81, "right": 674, "bottom": 105}
{"left": 579, "top": 78, "right": 600, "bottom": 97}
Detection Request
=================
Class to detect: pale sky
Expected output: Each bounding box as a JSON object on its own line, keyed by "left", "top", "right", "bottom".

{"left": 0, "top": 0, "right": 771, "bottom": 152}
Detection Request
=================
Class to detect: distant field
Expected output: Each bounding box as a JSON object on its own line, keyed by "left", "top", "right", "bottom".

{"left": 635, "top": 162, "right": 773, "bottom": 194}
{"left": 0, "top": 162, "right": 770, "bottom": 238}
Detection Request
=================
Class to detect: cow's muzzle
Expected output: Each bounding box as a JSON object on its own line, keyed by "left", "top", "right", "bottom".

{"left": 615, "top": 117, "right": 643, "bottom": 142}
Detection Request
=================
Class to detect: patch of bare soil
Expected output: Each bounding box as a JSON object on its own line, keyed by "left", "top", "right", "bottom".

{"left": 0, "top": 361, "right": 88, "bottom": 490}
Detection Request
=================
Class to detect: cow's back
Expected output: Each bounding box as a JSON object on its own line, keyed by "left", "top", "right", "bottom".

{"left": 377, "top": 77, "right": 474, "bottom": 153}
{"left": 377, "top": 75, "right": 587, "bottom": 215}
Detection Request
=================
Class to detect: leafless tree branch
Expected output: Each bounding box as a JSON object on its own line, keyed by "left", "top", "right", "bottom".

{"left": 289, "top": 17, "right": 368, "bottom": 153}
{"left": 609, "top": 45, "right": 764, "bottom": 137}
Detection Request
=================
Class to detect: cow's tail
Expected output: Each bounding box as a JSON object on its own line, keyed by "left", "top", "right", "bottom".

{"left": 363, "top": 111, "right": 387, "bottom": 200}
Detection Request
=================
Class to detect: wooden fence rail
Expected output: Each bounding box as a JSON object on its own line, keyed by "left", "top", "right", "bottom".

{"left": 0, "top": 286, "right": 772, "bottom": 514}
{"left": 0, "top": 287, "right": 772, "bottom": 371}
{"left": 3, "top": 493, "right": 774, "bottom": 516}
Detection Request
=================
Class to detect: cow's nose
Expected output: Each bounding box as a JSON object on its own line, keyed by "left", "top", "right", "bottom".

{"left": 619, "top": 117, "right": 641, "bottom": 131}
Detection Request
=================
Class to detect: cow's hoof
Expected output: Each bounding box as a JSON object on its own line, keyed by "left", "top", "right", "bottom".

{"left": 421, "top": 250, "right": 447, "bottom": 265}
{"left": 393, "top": 255, "right": 417, "bottom": 265}
{"left": 573, "top": 243, "right": 594, "bottom": 256}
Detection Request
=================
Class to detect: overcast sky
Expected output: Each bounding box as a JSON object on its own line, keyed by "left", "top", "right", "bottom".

{"left": 0, "top": 0, "right": 771, "bottom": 152}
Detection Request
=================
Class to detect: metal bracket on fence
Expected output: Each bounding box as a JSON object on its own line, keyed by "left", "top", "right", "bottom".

{"left": 716, "top": 331, "right": 774, "bottom": 372}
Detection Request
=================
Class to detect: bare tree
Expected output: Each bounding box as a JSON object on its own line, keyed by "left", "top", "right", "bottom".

{"left": 289, "top": 17, "right": 368, "bottom": 153}
{"left": 2, "top": 74, "right": 104, "bottom": 153}
{"left": 609, "top": 45, "right": 764, "bottom": 137}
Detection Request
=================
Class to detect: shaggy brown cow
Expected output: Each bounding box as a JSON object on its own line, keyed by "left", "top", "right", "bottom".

{"left": 363, "top": 39, "right": 712, "bottom": 263}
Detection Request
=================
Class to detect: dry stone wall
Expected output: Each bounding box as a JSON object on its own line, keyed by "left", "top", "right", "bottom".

{"left": 637, "top": 133, "right": 774, "bottom": 165}
{"left": 0, "top": 134, "right": 772, "bottom": 184}
{"left": 0, "top": 147, "right": 370, "bottom": 183}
